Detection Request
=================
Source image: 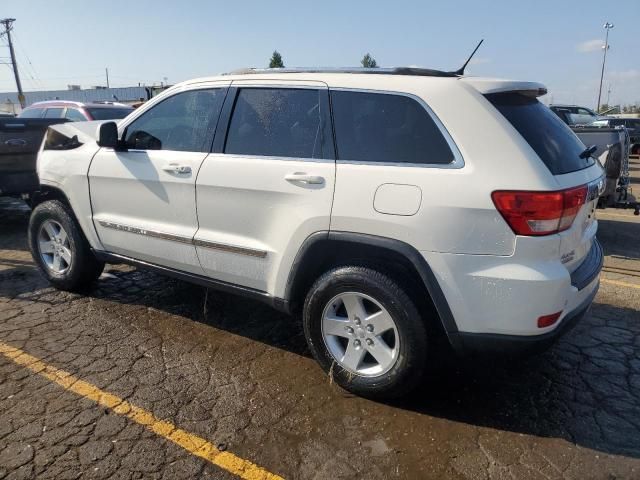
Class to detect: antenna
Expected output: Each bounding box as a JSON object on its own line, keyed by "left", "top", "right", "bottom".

{"left": 453, "top": 39, "right": 484, "bottom": 76}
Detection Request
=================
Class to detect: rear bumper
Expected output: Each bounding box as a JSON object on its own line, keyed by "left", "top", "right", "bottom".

{"left": 448, "top": 280, "right": 598, "bottom": 356}
{"left": 422, "top": 238, "right": 603, "bottom": 356}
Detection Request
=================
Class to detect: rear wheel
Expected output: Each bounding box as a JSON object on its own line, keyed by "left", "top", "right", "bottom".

{"left": 28, "top": 200, "right": 104, "bottom": 291}
{"left": 303, "top": 266, "right": 428, "bottom": 398}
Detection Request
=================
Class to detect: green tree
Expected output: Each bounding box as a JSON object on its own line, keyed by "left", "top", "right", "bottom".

{"left": 360, "top": 53, "right": 378, "bottom": 68}
{"left": 269, "top": 50, "right": 285, "bottom": 68}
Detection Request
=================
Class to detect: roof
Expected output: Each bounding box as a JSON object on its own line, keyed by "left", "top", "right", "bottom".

{"left": 181, "top": 68, "right": 547, "bottom": 97}
{"left": 224, "top": 67, "right": 458, "bottom": 78}
{"left": 28, "top": 100, "right": 133, "bottom": 109}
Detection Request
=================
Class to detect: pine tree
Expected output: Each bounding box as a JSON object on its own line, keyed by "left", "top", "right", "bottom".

{"left": 361, "top": 53, "right": 378, "bottom": 68}
{"left": 269, "top": 50, "right": 285, "bottom": 68}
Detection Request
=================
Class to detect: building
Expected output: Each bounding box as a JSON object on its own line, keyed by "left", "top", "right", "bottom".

{"left": 0, "top": 85, "right": 168, "bottom": 114}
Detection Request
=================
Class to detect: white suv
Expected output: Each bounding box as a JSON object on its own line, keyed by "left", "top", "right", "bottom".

{"left": 28, "top": 68, "right": 604, "bottom": 397}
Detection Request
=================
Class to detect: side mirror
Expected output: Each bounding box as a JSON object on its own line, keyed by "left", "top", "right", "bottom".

{"left": 97, "top": 122, "right": 119, "bottom": 148}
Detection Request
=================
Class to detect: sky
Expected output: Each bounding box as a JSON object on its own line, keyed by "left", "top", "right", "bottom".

{"left": 1, "top": 0, "right": 639, "bottom": 109}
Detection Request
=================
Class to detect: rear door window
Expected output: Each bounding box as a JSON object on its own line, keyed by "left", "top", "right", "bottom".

{"left": 486, "top": 93, "right": 594, "bottom": 174}
{"left": 330, "top": 90, "right": 454, "bottom": 164}
{"left": 224, "top": 88, "right": 323, "bottom": 159}
{"left": 43, "top": 108, "right": 64, "bottom": 119}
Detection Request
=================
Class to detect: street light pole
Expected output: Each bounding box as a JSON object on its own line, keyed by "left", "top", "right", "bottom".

{"left": 596, "top": 22, "right": 614, "bottom": 113}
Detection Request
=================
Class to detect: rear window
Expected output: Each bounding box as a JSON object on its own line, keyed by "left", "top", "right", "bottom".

{"left": 487, "top": 93, "right": 594, "bottom": 175}
{"left": 86, "top": 107, "right": 133, "bottom": 120}
{"left": 331, "top": 90, "right": 454, "bottom": 164}
{"left": 44, "top": 108, "right": 64, "bottom": 119}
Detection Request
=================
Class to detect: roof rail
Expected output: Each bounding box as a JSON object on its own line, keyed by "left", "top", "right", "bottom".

{"left": 223, "top": 67, "right": 458, "bottom": 78}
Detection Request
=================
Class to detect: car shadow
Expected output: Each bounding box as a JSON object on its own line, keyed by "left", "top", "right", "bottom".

{"left": 388, "top": 302, "right": 640, "bottom": 459}
{"left": 78, "top": 268, "right": 640, "bottom": 459}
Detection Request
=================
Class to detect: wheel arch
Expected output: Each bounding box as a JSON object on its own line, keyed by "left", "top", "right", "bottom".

{"left": 285, "top": 231, "right": 459, "bottom": 341}
{"left": 30, "top": 185, "right": 102, "bottom": 251}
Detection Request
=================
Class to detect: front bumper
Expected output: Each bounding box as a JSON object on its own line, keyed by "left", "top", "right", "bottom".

{"left": 0, "top": 171, "right": 38, "bottom": 196}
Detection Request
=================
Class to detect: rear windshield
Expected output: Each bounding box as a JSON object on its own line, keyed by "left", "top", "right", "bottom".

{"left": 486, "top": 93, "right": 594, "bottom": 174}
{"left": 86, "top": 107, "right": 133, "bottom": 120}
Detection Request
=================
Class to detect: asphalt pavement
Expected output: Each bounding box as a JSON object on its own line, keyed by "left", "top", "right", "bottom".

{"left": 1, "top": 162, "right": 639, "bottom": 479}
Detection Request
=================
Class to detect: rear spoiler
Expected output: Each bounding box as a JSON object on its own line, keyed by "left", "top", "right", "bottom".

{"left": 461, "top": 78, "right": 547, "bottom": 97}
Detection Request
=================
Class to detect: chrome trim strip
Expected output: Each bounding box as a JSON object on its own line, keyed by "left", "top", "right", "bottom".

{"left": 97, "top": 221, "right": 267, "bottom": 258}
{"left": 193, "top": 238, "right": 268, "bottom": 258}
{"left": 98, "top": 221, "right": 193, "bottom": 244}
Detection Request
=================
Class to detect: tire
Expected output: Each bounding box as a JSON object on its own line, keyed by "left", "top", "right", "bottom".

{"left": 28, "top": 200, "right": 104, "bottom": 291}
{"left": 303, "top": 266, "right": 428, "bottom": 398}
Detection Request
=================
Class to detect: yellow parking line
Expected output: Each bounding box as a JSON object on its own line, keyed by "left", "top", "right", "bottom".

{"left": 0, "top": 341, "right": 283, "bottom": 480}
{"left": 597, "top": 211, "right": 639, "bottom": 220}
{"left": 601, "top": 278, "right": 640, "bottom": 290}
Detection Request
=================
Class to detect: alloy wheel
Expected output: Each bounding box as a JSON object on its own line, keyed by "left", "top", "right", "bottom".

{"left": 321, "top": 292, "right": 400, "bottom": 376}
{"left": 38, "top": 220, "right": 72, "bottom": 274}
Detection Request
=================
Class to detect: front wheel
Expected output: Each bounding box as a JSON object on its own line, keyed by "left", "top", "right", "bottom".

{"left": 28, "top": 200, "right": 104, "bottom": 291}
{"left": 303, "top": 266, "right": 428, "bottom": 398}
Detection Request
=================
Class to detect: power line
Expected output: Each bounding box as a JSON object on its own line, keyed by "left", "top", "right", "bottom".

{"left": 11, "top": 31, "right": 45, "bottom": 89}
{"left": 0, "top": 18, "right": 25, "bottom": 107}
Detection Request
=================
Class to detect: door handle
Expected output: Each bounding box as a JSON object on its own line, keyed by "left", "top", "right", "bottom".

{"left": 284, "top": 173, "right": 324, "bottom": 185}
{"left": 162, "top": 164, "right": 192, "bottom": 174}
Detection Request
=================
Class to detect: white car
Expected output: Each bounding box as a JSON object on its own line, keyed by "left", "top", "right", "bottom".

{"left": 28, "top": 68, "right": 604, "bottom": 397}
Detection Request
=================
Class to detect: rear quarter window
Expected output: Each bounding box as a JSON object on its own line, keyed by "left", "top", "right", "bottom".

{"left": 330, "top": 90, "right": 454, "bottom": 164}
{"left": 487, "top": 93, "right": 594, "bottom": 175}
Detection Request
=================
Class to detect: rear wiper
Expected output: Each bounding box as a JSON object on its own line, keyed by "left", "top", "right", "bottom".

{"left": 579, "top": 144, "right": 597, "bottom": 159}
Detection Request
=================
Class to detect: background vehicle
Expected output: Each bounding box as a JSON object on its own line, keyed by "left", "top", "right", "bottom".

{"left": 0, "top": 117, "right": 69, "bottom": 197}
{"left": 19, "top": 100, "right": 133, "bottom": 122}
{"left": 0, "top": 101, "right": 133, "bottom": 198}
{"left": 549, "top": 104, "right": 604, "bottom": 126}
{"left": 28, "top": 69, "right": 604, "bottom": 398}
{"left": 550, "top": 104, "right": 630, "bottom": 204}
{"left": 592, "top": 117, "right": 640, "bottom": 155}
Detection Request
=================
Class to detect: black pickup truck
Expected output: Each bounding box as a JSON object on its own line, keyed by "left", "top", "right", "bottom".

{"left": 0, "top": 117, "right": 68, "bottom": 198}
{"left": 1, "top": 101, "right": 134, "bottom": 199}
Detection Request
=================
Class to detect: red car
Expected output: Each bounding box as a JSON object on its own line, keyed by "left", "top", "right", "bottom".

{"left": 18, "top": 100, "right": 133, "bottom": 121}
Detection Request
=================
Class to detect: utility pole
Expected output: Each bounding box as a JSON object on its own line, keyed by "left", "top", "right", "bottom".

{"left": 105, "top": 67, "right": 110, "bottom": 88}
{"left": 596, "top": 22, "right": 614, "bottom": 113}
{"left": 0, "top": 18, "right": 25, "bottom": 108}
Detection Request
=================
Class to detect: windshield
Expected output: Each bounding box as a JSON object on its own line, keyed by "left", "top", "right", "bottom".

{"left": 86, "top": 107, "right": 133, "bottom": 120}
{"left": 487, "top": 93, "right": 595, "bottom": 175}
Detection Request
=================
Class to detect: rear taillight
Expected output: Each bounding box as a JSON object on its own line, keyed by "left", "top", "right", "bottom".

{"left": 491, "top": 185, "right": 588, "bottom": 236}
